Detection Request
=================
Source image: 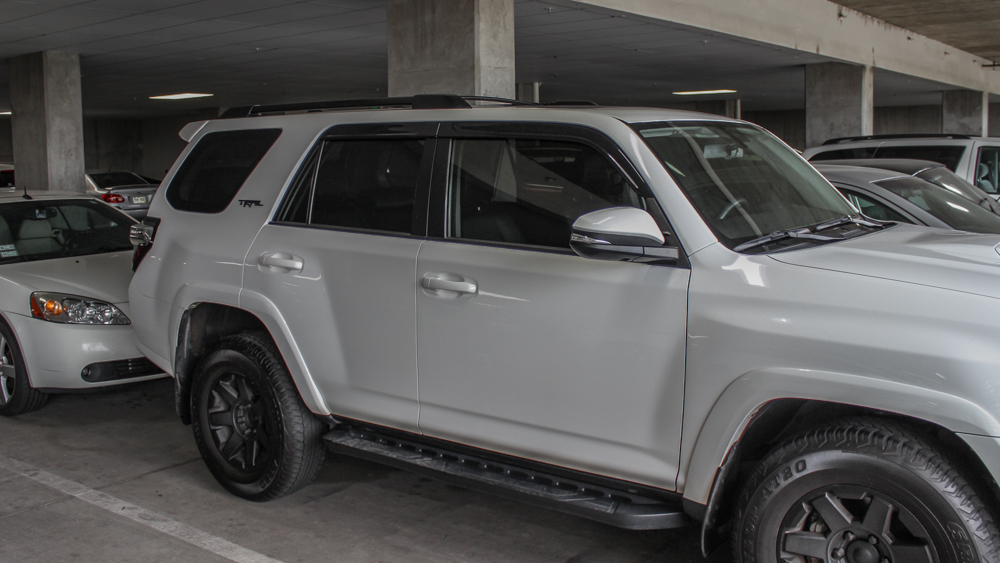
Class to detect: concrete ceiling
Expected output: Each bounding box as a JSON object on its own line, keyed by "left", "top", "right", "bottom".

{"left": 836, "top": 0, "right": 1000, "bottom": 63}
{"left": 0, "top": 0, "right": 990, "bottom": 118}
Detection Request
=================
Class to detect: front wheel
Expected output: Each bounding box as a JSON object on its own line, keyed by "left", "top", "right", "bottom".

{"left": 732, "top": 419, "right": 1000, "bottom": 563}
{"left": 190, "top": 332, "right": 325, "bottom": 501}
{"left": 0, "top": 321, "right": 47, "bottom": 416}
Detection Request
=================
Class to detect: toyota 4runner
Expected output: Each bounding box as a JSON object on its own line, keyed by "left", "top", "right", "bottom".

{"left": 130, "top": 95, "right": 1000, "bottom": 562}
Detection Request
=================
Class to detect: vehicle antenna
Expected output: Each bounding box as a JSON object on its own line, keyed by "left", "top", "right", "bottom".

{"left": 21, "top": 184, "right": 31, "bottom": 200}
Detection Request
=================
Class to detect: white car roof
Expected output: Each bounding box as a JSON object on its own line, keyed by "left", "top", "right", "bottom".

{"left": 0, "top": 189, "right": 94, "bottom": 203}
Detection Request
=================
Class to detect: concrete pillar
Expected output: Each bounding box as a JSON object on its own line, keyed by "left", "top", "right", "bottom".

{"left": 387, "top": 0, "right": 515, "bottom": 99}
{"left": 942, "top": 90, "right": 988, "bottom": 136}
{"left": 9, "top": 51, "right": 85, "bottom": 192}
{"left": 805, "top": 62, "right": 873, "bottom": 149}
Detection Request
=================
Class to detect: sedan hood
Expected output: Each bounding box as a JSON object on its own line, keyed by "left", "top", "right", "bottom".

{"left": 769, "top": 225, "right": 1000, "bottom": 300}
{"left": 0, "top": 251, "right": 133, "bottom": 304}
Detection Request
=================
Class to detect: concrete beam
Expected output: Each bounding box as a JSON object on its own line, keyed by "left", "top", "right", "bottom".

{"left": 387, "top": 0, "right": 515, "bottom": 98}
{"left": 563, "top": 0, "right": 1000, "bottom": 96}
{"left": 806, "top": 63, "right": 874, "bottom": 148}
{"left": 8, "top": 51, "right": 85, "bottom": 192}
{"left": 942, "top": 90, "right": 988, "bottom": 136}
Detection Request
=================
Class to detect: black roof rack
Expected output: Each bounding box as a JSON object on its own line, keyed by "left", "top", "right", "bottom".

{"left": 544, "top": 100, "right": 599, "bottom": 106}
{"left": 219, "top": 94, "right": 546, "bottom": 118}
{"left": 822, "top": 133, "right": 972, "bottom": 145}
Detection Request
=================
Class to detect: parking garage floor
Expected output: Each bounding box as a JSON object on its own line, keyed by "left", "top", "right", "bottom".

{"left": 0, "top": 379, "right": 729, "bottom": 563}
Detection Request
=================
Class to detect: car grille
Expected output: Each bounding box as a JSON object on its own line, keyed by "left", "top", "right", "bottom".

{"left": 81, "top": 357, "right": 164, "bottom": 383}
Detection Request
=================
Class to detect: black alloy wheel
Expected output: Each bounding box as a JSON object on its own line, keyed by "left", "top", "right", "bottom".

{"left": 732, "top": 419, "right": 1000, "bottom": 563}
{"left": 191, "top": 332, "right": 325, "bottom": 501}
{"left": 205, "top": 372, "right": 275, "bottom": 478}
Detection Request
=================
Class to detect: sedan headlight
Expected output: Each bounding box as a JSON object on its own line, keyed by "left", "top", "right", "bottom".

{"left": 30, "top": 292, "right": 130, "bottom": 325}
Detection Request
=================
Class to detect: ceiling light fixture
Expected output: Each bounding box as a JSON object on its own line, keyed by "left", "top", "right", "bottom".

{"left": 0, "top": 111, "right": 10, "bottom": 115}
{"left": 149, "top": 93, "right": 214, "bottom": 100}
{"left": 672, "top": 89, "right": 737, "bottom": 96}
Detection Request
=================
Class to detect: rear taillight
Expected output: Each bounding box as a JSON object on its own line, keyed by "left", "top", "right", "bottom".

{"left": 130, "top": 217, "right": 160, "bottom": 271}
{"left": 102, "top": 193, "right": 126, "bottom": 203}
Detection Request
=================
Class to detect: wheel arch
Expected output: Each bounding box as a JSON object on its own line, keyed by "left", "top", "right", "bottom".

{"left": 684, "top": 367, "right": 1000, "bottom": 556}
{"left": 173, "top": 301, "right": 329, "bottom": 424}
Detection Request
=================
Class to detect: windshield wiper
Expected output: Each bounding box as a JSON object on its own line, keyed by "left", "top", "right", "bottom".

{"left": 812, "top": 214, "right": 886, "bottom": 232}
{"left": 733, "top": 215, "right": 884, "bottom": 253}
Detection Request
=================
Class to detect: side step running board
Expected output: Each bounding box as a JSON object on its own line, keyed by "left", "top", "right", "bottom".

{"left": 323, "top": 426, "right": 689, "bottom": 530}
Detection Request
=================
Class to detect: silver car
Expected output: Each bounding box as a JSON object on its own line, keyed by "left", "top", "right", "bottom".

{"left": 0, "top": 191, "right": 165, "bottom": 415}
{"left": 86, "top": 170, "right": 158, "bottom": 219}
{"left": 817, "top": 162, "right": 1000, "bottom": 233}
{"left": 131, "top": 96, "right": 1000, "bottom": 562}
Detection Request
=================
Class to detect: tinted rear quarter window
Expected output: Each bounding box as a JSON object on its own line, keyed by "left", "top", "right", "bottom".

{"left": 166, "top": 129, "right": 281, "bottom": 213}
{"left": 809, "top": 147, "right": 879, "bottom": 161}
{"left": 873, "top": 145, "right": 966, "bottom": 171}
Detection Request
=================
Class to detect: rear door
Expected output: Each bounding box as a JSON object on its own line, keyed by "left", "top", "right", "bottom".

{"left": 414, "top": 123, "right": 689, "bottom": 489}
{"left": 242, "top": 123, "right": 435, "bottom": 431}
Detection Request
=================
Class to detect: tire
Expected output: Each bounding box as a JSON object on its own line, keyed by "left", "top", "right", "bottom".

{"left": 190, "top": 331, "right": 325, "bottom": 501}
{"left": 732, "top": 418, "right": 1000, "bottom": 563}
{"left": 0, "top": 320, "right": 47, "bottom": 416}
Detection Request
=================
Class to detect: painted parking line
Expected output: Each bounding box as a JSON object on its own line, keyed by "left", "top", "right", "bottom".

{"left": 0, "top": 455, "right": 285, "bottom": 563}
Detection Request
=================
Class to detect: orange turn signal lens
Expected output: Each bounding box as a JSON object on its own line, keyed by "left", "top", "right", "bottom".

{"left": 43, "top": 299, "right": 63, "bottom": 316}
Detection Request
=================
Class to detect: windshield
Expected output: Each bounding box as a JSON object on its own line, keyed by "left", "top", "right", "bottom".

{"left": 915, "top": 166, "right": 1000, "bottom": 212}
{"left": 0, "top": 199, "right": 134, "bottom": 264}
{"left": 633, "top": 121, "right": 855, "bottom": 249}
{"left": 89, "top": 172, "right": 149, "bottom": 189}
{"left": 876, "top": 177, "right": 1000, "bottom": 234}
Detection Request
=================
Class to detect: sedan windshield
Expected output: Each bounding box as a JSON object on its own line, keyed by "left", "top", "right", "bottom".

{"left": 0, "top": 199, "right": 134, "bottom": 264}
{"left": 633, "top": 122, "right": 856, "bottom": 250}
{"left": 875, "top": 177, "right": 1000, "bottom": 234}
{"left": 915, "top": 166, "right": 1000, "bottom": 213}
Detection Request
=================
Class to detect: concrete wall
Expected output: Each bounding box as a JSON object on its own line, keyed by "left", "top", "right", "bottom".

{"left": 743, "top": 110, "right": 806, "bottom": 150}
{"left": 139, "top": 110, "right": 216, "bottom": 181}
{"left": 874, "top": 105, "right": 942, "bottom": 135}
{"left": 84, "top": 119, "right": 143, "bottom": 172}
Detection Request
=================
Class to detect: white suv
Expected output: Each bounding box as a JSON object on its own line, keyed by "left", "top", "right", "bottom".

{"left": 803, "top": 134, "right": 1000, "bottom": 198}
{"left": 131, "top": 96, "right": 1000, "bottom": 562}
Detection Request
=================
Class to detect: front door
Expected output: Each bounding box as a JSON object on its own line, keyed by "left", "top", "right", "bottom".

{"left": 415, "top": 131, "right": 689, "bottom": 489}
{"left": 243, "top": 125, "right": 434, "bottom": 432}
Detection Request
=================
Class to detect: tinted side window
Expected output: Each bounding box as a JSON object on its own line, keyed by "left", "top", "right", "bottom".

{"left": 872, "top": 145, "right": 966, "bottom": 171}
{"left": 306, "top": 139, "right": 425, "bottom": 233}
{"left": 448, "top": 139, "right": 642, "bottom": 248}
{"left": 976, "top": 146, "right": 1000, "bottom": 194}
{"left": 166, "top": 129, "right": 281, "bottom": 213}
{"left": 809, "top": 147, "right": 878, "bottom": 161}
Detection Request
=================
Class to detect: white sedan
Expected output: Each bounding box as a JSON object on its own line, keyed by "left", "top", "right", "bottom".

{"left": 0, "top": 190, "right": 165, "bottom": 415}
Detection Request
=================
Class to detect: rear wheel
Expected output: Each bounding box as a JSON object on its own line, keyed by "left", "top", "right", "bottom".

{"left": 0, "top": 321, "right": 47, "bottom": 416}
{"left": 732, "top": 418, "right": 1000, "bottom": 563}
{"left": 190, "top": 332, "right": 325, "bottom": 501}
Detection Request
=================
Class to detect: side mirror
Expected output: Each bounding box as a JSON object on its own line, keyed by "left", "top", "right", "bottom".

{"left": 569, "top": 207, "right": 679, "bottom": 264}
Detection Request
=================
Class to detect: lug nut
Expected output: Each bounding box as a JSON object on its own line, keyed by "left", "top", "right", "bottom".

{"left": 832, "top": 547, "right": 846, "bottom": 558}
{"left": 845, "top": 532, "right": 857, "bottom": 542}
{"left": 869, "top": 535, "right": 878, "bottom": 545}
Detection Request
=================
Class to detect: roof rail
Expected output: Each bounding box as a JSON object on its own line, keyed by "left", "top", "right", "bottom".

{"left": 463, "top": 96, "right": 533, "bottom": 106}
{"left": 219, "top": 94, "right": 474, "bottom": 118}
{"left": 822, "top": 133, "right": 972, "bottom": 145}
{"left": 544, "top": 100, "right": 599, "bottom": 106}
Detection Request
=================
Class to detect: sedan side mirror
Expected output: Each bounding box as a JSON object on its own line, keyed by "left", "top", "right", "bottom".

{"left": 569, "top": 207, "right": 679, "bottom": 264}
